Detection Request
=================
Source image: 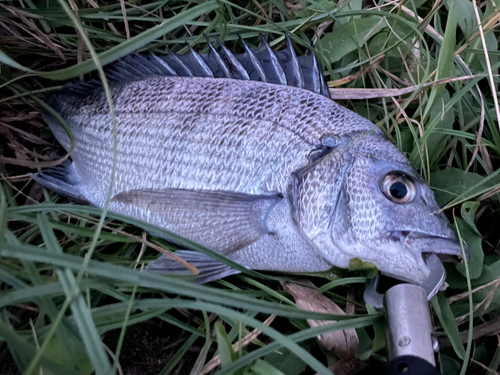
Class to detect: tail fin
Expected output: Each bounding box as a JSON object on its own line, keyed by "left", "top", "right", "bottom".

{"left": 30, "top": 160, "right": 89, "bottom": 203}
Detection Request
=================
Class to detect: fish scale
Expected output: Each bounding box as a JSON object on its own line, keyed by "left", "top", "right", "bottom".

{"left": 33, "top": 37, "right": 466, "bottom": 284}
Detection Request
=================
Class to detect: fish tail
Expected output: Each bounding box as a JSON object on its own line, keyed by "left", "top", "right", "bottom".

{"left": 30, "top": 160, "right": 89, "bottom": 203}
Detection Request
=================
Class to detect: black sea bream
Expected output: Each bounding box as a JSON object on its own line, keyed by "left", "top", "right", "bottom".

{"left": 33, "top": 36, "right": 464, "bottom": 283}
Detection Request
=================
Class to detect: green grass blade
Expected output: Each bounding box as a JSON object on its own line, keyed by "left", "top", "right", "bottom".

{"left": 0, "top": 2, "right": 221, "bottom": 81}
{"left": 0, "top": 241, "right": 369, "bottom": 321}
{"left": 422, "top": 2, "right": 457, "bottom": 121}
{"left": 215, "top": 322, "right": 237, "bottom": 367}
{"left": 35, "top": 214, "right": 113, "bottom": 375}
{"left": 0, "top": 183, "right": 6, "bottom": 251}
{"left": 0, "top": 50, "right": 33, "bottom": 72}
{"left": 432, "top": 293, "right": 465, "bottom": 360}
{"left": 158, "top": 333, "right": 199, "bottom": 375}
{"left": 0, "top": 319, "right": 80, "bottom": 375}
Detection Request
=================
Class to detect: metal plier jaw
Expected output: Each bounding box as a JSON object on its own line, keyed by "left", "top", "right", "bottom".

{"left": 364, "top": 253, "right": 444, "bottom": 375}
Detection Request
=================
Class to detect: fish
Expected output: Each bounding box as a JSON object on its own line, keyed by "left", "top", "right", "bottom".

{"left": 32, "top": 35, "right": 466, "bottom": 284}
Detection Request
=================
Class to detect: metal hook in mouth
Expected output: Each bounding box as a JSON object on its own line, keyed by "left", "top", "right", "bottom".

{"left": 363, "top": 253, "right": 446, "bottom": 309}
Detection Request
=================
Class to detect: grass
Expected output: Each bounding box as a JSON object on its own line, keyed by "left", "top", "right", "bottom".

{"left": 1, "top": 0, "right": 500, "bottom": 374}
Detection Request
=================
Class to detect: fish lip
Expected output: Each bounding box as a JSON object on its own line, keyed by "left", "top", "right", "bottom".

{"left": 396, "top": 230, "right": 470, "bottom": 261}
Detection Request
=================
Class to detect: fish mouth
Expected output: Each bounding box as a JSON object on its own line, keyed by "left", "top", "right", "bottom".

{"left": 373, "top": 231, "right": 469, "bottom": 284}
{"left": 399, "top": 231, "right": 470, "bottom": 262}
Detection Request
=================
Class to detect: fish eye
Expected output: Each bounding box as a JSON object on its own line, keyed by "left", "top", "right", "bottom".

{"left": 380, "top": 172, "right": 416, "bottom": 204}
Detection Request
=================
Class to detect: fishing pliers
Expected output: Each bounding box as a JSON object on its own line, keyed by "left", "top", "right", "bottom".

{"left": 364, "top": 253, "right": 444, "bottom": 375}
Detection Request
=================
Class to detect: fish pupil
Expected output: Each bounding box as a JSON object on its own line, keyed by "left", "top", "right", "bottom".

{"left": 390, "top": 182, "right": 407, "bottom": 199}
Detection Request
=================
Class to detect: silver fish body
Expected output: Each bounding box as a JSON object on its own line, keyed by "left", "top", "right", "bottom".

{"left": 36, "top": 42, "right": 464, "bottom": 284}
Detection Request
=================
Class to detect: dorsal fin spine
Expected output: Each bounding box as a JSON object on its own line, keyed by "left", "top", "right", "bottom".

{"left": 238, "top": 36, "right": 267, "bottom": 82}
{"left": 166, "top": 48, "right": 193, "bottom": 76}
{"left": 204, "top": 35, "right": 231, "bottom": 79}
{"left": 215, "top": 37, "right": 250, "bottom": 80}
{"left": 187, "top": 43, "right": 214, "bottom": 78}
{"left": 258, "top": 34, "right": 286, "bottom": 85}
{"left": 308, "top": 51, "right": 321, "bottom": 94}
{"left": 312, "top": 51, "right": 330, "bottom": 98}
{"left": 150, "top": 54, "right": 177, "bottom": 76}
{"left": 284, "top": 35, "right": 304, "bottom": 88}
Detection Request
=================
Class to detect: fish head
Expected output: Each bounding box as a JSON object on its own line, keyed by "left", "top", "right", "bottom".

{"left": 307, "top": 144, "right": 467, "bottom": 284}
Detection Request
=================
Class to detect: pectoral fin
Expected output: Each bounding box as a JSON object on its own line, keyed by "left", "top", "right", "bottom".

{"left": 112, "top": 188, "right": 282, "bottom": 254}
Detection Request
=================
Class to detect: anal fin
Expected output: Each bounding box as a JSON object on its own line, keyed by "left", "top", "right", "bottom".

{"left": 147, "top": 250, "right": 241, "bottom": 284}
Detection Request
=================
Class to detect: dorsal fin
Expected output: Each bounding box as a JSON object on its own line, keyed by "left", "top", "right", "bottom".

{"left": 62, "top": 35, "right": 331, "bottom": 98}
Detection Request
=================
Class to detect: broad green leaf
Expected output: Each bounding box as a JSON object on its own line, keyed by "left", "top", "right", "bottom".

{"left": 448, "top": 260, "right": 500, "bottom": 291}
{"left": 355, "top": 327, "right": 373, "bottom": 360}
{"left": 334, "top": 0, "right": 362, "bottom": 26}
{"left": 367, "top": 19, "right": 417, "bottom": 60}
{"left": 318, "top": 16, "right": 385, "bottom": 63}
{"left": 445, "top": 0, "right": 476, "bottom": 39}
{"left": 430, "top": 167, "right": 500, "bottom": 206}
{"left": 463, "top": 260, "right": 500, "bottom": 315}
{"left": 473, "top": 345, "right": 488, "bottom": 366}
{"left": 441, "top": 353, "right": 461, "bottom": 375}
{"left": 0, "top": 319, "right": 80, "bottom": 375}
{"left": 42, "top": 336, "right": 94, "bottom": 375}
